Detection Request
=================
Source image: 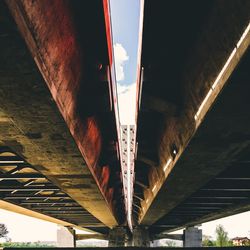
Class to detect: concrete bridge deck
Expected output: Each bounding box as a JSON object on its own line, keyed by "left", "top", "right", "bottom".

{"left": 134, "top": 0, "right": 250, "bottom": 235}
{"left": 0, "top": 0, "right": 120, "bottom": 234}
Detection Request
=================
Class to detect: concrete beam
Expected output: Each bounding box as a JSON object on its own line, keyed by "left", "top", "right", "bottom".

{"left": 137, "top": 0, "right": 250, "bottom": 226}
{"left": 0, "top": 186, "right": 60, "bottom": 191}
{"left": 4, "top": 195, "right": 68, "bottom": 199}
{"left": 153, "top": 233, "right": 183, "bottom": 241}
{"left": 2, "top": 0, "right": 119, "bottom": 227}
{"left": 0, "top": 173, "right": 44, "bottom": 179}
{"left": 132, "top": 227, "right": 150, "bottom": 247}
{"left": 108, "top": 227, "right": 127, "bottom": 247}
{"left": 76, "top": 234, "right": 107, "bottom": 241}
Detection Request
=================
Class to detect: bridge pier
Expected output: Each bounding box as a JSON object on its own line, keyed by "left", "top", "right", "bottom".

{"left": 108, "top": 226, "right": 151, "bottom": 247}
{"left": 132, "top": 226, "right": 150, "bottom": 247}
{"left": 108, "top": 226, "right": 127, "bottom": 247}
{"left": 183, "top": 226, "right": 202, "bottom": 247}
{"left": 151, "top": 226, "right": 202, "bottom": 247}
{"left": 57, "top": 225, "right": 76, "bottom": 248}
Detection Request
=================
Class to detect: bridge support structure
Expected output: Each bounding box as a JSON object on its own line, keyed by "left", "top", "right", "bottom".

{"left": 57, "top": 225, "right": 76, "bottom": 248}
{"left": 131, "top": 226, "right": 151, "bottom": 247}
{"left": 108, "top": 226, "right": 127, "bottom": 247}
{"left": 151, "top": 225, "right": 202, "bottom": 247}
{"left": 108, "top": 226, "right": 151, "bottom": 247}
{"left": 183, "top": 226, "right": 202, "bottom": 247}
{"left": 56, "top": 225, "right": 201, "bottom": 247}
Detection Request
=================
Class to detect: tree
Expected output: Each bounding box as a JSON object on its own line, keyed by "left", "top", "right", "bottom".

{"left": 164, "top": 240, "right": 177, "bottom": 247}
{"left": 215, "top": 224, "right": 230, "bottom": 247}
{"left": 202, "top": 235, "right": 215, "bottom": 247}
{"left": 0, "top": 224, "right": 8, "bottom": 239}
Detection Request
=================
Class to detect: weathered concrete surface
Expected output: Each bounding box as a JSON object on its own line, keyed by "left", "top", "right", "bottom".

{"left": 148, "top": 42, "right": 250, "bottom": 232}
{"left": 132, "top": 227, "right": 150, "bottom": 247}
{"left": 76, "top": 233, "right": 107, "bottom": 241}
{"left": 108, "top": 227, "right": 127, "bottom": 247}
{"left": 152, "top": 132, "right": 250, "bottom": 234}
{"left": 0, "top": 0, "right": 123, "bottom": 227}
{"left": 136, "top": 0, "right": 250, "bottom": 227}
{"left": 183, "top": 227, "right": 202, "bottom": 247}
{"left": 57, "top": 226, "right": 76, "bottom": 248}
{"left": 152, "top": 232, "right": 183, "bottom": 241}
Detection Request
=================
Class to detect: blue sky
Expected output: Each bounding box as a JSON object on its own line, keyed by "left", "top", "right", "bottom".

{"left": 110, "top": 0, "right": 140, "bottom": 86}
{"left": 110, "top": 0, "right": 141, "bottom": 124}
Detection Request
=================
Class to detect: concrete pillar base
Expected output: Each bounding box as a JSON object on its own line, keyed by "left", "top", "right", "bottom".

{"left": 132, "top": 226, "right": 150, "bottom": 247}
{"left": 108, "top": 226, "right": 151, "bottom": 247}
{"left": 57, "top": 225, "right": 76, "bottom": 248}
{"left": 108, "top": 226, "right": 127, "bottom": 247}
{"left": 184, "top": 226, "right": 202, "bottom": 247}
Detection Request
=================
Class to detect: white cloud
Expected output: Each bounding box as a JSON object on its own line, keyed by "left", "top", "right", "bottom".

{"left": 117, "top": 82, "right": 136, "bottom": 125}
{"left": 114, "top": 43, "right": 129, "bottom": 81}
{"left": 114, "top": 43, "right": 135, "bottom": 125}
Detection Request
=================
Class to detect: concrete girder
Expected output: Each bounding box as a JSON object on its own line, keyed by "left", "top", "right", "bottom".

{"left": 137, "top": 0, "right": 250, "bottom": 226}
{"left": 76, "top": 233, "right": 107, "bottom": 241}
{"left": 1, "top": 0, "right": 122, "bottom": 227}
{"left": 153, "top": 233, "right": 183, "bottom": 241}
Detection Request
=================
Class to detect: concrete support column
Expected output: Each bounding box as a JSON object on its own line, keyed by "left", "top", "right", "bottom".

{"left": 183, "top": 226, "right": 202, "bottom": 247}
{"left": 57, "top": 225, "right": 76, "bottom": 248}
{"left": 108, "top": 226, "right": 127, "bottom": 247}
{"left": 132, "top": 226, "right": 150, "bottom": 247}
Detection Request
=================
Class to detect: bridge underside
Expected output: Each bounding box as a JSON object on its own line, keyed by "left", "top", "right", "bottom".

{"left": 134, "top": 0, "right": 250, "bottom": 233}
{"left": 150, "top": 49, "right": 250, "bottom": 235}
{"left": 0, "top": 0, "right": 249, "bottom": 241}
{"left": 0, "top": 0, "right": 124, "bottom": 233}
{"left": 0, "top": 148, "right": 103, "bottom": 232}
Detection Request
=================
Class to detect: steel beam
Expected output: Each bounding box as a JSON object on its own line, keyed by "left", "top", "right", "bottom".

{"left": 36, "top": 207, "right": 83, "bottom": 210}
{"left": 0, "top": 186, "right": 60, "bottom": 191}
{"left": 3, "top": 195, "right": 68, "bottom": 199}
{"left": 0, "top": 156, "right": 24, "bottom": 163}
{"left": 185, "top": 202, "right": 233, "bottom": 205}
{"left": 0, "top": 174, "right": 44, "bottom": 179}
{"left": 44, "top": 211, "right": 86, "bottom": 214}
{"left": 192, "top": 197, "right": 249, "bottom": 200}
{"left": 20, "top": 201, "right": 78, "bottom": 205}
